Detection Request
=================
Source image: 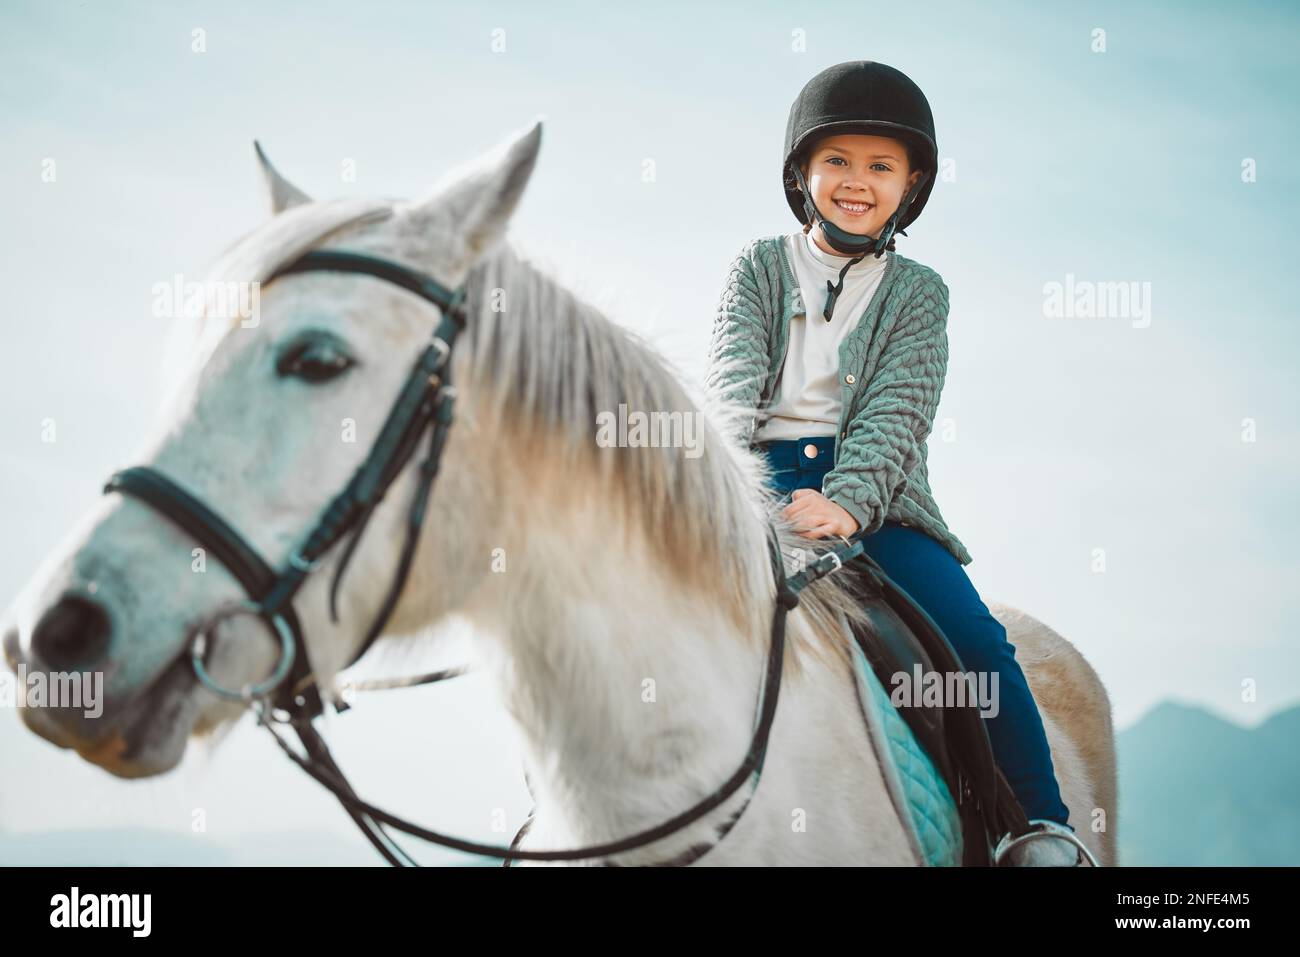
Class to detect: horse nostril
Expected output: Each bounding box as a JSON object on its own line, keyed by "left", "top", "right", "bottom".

{"left": 31, "top": 595, "right": 113, "bottom": 670}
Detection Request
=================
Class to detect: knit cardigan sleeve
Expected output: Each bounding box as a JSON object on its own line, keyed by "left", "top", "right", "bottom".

{"left": 704, "top": 240, "right": 771, "bottom": 447}
{"left": 822, "top": 273, "right": 951, "bottom": 535}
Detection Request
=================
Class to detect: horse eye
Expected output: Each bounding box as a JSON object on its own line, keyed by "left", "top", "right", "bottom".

{"left": 276, "top": 336, "right": 356, "bottom": 383}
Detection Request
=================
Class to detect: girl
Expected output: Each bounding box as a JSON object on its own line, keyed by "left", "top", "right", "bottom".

{"left": 705, "top": 60, "right": 1084, "bottom": 865}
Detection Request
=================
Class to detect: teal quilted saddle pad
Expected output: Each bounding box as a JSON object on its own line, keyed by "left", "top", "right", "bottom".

{"left": 847, "top": 634, "right": 962, "bottom": 866}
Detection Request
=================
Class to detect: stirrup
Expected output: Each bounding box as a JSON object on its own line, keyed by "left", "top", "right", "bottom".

{"left": 993, "top": 819, "right": 1100, "bottom": 867}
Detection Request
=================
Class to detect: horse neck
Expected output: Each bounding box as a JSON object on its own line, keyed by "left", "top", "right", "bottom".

{"left": 466, "top": 524, "right": 768, "bottom": 850}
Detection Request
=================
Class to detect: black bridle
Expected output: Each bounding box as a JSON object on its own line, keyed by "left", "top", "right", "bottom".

{"left": 103, "top": 248, "right": 863, "bottom": 866}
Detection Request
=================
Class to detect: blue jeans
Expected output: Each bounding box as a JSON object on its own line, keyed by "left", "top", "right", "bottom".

{"left": 757, "top": 436, "right": 1072, "bottom": 828}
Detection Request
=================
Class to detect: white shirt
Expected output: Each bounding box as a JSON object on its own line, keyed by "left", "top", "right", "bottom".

{"left": 752, "top": 230, "right": 890, "bottom": 444}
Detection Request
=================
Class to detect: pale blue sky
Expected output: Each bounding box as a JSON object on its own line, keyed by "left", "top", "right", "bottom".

{"left": 1, "top": 0, "right": 1297, "bottom": 861}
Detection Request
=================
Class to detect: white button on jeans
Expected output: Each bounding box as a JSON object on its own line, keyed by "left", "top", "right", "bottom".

{"left": 803, "top": 443, "right": 819, "bottom": 459}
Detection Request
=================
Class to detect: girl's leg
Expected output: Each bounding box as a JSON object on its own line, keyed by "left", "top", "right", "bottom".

{"left": 855, "top": 523, "right": 1073, "bottom": 828}
{"left": 751, "top": 442, "right": 1071, "bottom": 823}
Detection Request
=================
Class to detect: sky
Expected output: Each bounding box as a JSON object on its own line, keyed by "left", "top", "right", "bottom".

{"left": 1, "top": 0, "right": 1297, "bottom": 862}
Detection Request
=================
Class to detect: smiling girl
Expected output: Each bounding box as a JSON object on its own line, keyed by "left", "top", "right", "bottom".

{"left": 705, "top": 60, "right": 1084, "bottom": 865}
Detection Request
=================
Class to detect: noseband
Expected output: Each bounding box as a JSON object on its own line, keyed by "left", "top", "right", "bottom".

{"left": 102, "top": 247, "right": 866, "bottom": 866}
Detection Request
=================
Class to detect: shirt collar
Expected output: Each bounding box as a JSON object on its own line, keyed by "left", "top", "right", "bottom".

{"left": 799, "top": 228, "right": 887, "bottom": 274}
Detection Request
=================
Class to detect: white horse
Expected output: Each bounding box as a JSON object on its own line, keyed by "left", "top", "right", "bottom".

{"left": 1, "top": 121, "right": 1117, "bottom": 865}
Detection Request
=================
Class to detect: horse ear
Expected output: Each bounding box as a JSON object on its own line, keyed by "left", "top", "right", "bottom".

{"left": 253, "top": 140, "right": 312, "bottom": 214}
{"left": 402, "top": 118, "right": 543, "bottom": 261}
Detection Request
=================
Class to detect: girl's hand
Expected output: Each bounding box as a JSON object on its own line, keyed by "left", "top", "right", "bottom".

{"left": 783, "top": 489, "right": 860, "bottom": 540}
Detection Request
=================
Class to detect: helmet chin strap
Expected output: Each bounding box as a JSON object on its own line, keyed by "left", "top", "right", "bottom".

{"left": 791, "top": 165, "right": 933, "bottom": 321}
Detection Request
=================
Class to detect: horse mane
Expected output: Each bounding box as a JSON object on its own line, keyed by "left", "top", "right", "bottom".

{"left": 456, "top": 238, "right": 873, "bottom": 678}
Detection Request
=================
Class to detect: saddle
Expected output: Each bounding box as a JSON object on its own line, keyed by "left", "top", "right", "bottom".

{"left": 840, "top": 550, "right": 1030, "bottom": 866}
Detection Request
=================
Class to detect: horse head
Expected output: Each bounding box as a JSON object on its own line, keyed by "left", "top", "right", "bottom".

{"left": 2, "top": 121, "right": 543, "bottom": 777}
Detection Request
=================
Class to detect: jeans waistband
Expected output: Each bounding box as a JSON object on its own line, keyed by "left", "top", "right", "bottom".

{"left": 753, "top": 436, "right": 836, "bottom": 471}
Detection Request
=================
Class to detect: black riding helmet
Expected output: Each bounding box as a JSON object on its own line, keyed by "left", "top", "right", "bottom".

{"left": 783, "top": 61, "right": 938, "bottom": 260}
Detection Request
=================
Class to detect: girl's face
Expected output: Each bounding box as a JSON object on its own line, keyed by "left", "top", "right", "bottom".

{"left": 799, "top": 133, "right": 923, "bottom": 256}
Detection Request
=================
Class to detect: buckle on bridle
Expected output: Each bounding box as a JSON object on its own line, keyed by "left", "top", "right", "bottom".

{"left": 289, "top": 549, "right": 321, "bottom": 574}
{"left": 429, "top": 336, "right": 451, "bottom": 369}
{"left": 251, "top": 697, "right": 296, "bottom": 726}
{"left": 816, "top": 551, "right": 843, "bottom": 575}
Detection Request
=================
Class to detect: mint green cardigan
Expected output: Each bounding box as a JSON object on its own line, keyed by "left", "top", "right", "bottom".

{"left": 704, "top": 235, "right": 972, "bottom": 566}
